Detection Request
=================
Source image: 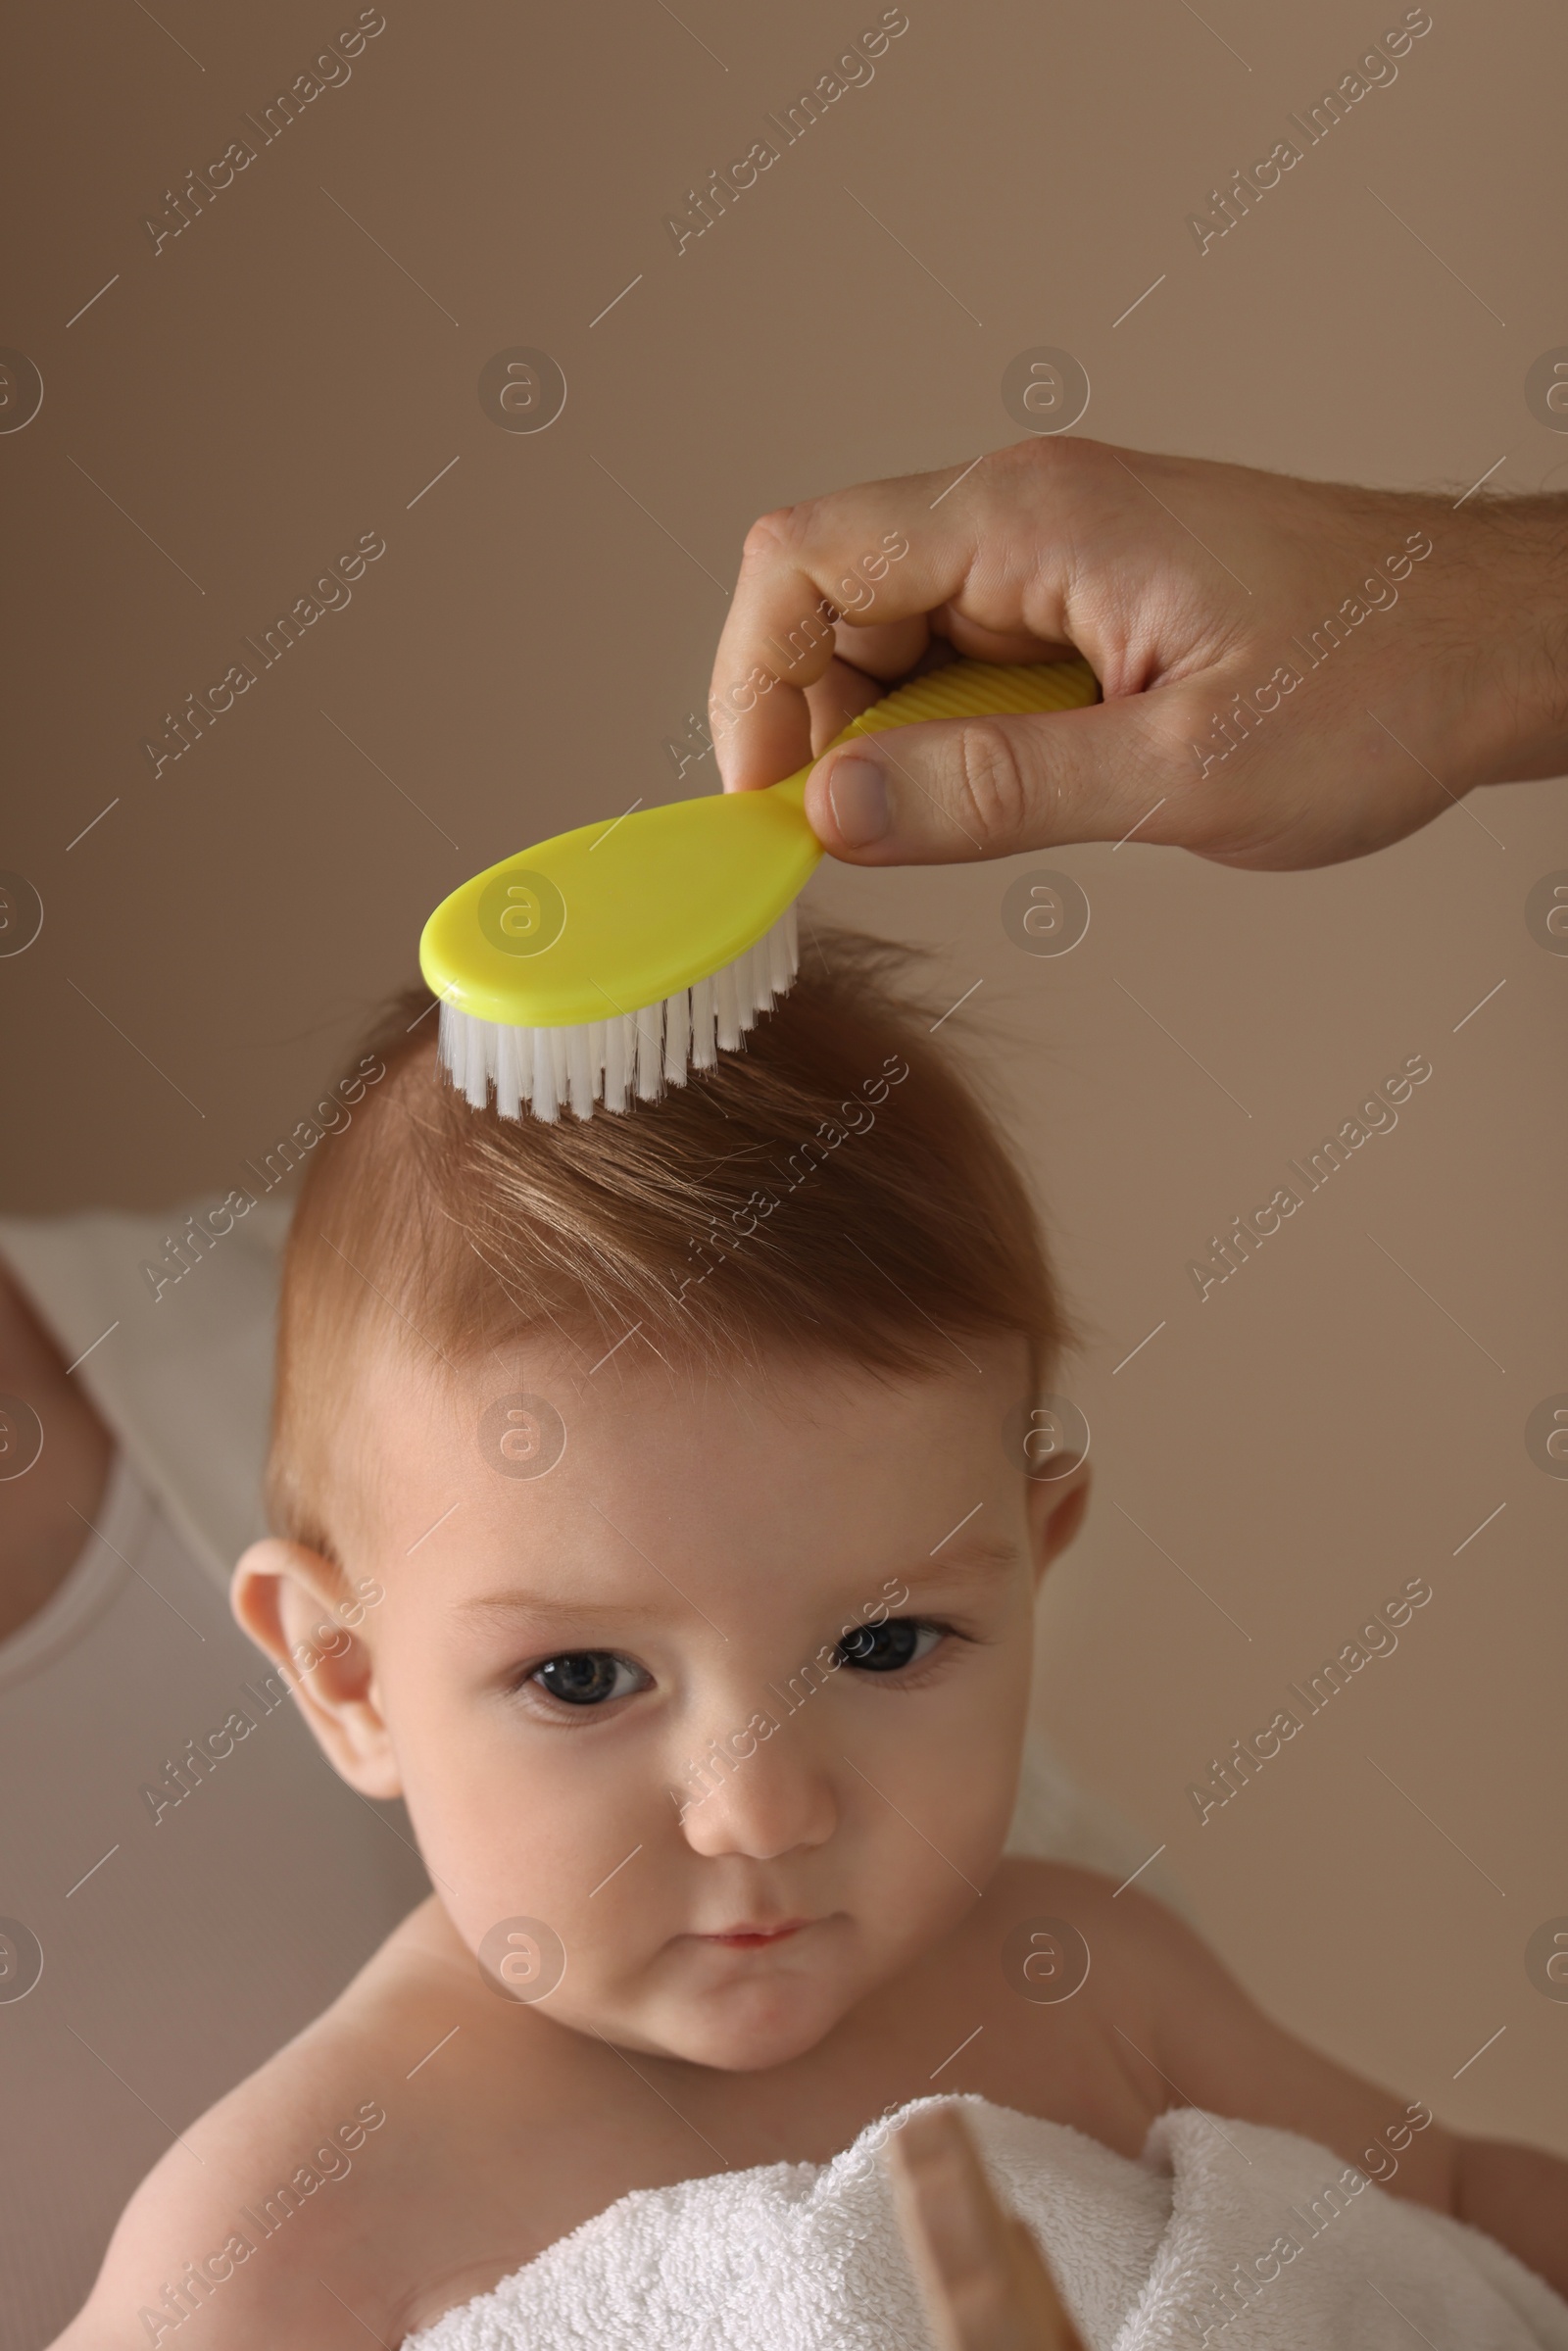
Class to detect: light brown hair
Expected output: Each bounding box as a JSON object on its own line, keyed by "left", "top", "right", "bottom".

{"left": 267, "top": 931, "right": 1074, "bottom": 1563}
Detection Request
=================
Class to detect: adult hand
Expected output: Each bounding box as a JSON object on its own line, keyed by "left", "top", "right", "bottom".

{"left": 887, "top": 2103, "right": 1086, "bottom": 2351}
{"left": 710, "top": 438, "right": 1568, "bottom": 869}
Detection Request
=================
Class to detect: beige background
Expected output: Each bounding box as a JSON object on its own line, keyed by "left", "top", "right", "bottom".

{"left": 6, "top": 0, "right": 1565, "bottom": 2153}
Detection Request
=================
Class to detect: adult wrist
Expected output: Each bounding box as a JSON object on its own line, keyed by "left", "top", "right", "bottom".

{"left": 1455, "top": 494, "right": 1568, "bottom": 787}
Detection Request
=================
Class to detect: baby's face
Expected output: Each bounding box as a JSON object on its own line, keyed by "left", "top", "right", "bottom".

{"left": 340, "top": 1335, "right": 1074, "bottom": 2072}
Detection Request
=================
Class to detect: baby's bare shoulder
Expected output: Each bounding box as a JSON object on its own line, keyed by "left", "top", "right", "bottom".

{"left": 980, "top": 1852, "right": 1183, "bottom": 1955}
{"left": 972, "top": 1854, "right": 1200, "bottom": 2036}
{"left": 49, "top": 1897, "right": 545, "bottom": 2349}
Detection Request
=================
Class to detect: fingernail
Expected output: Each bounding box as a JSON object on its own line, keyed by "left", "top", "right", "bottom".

{"left": 825, "top": 754, "right": 890, "bottom": 848}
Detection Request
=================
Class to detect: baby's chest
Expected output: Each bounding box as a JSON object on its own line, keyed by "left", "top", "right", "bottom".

{"left": 674, "top": 1965, "right": 1154, "bottom": 2174}
{"left": 392, "top": 1998, "right": 1151, "bottom": 2338}
{"left": 387, "top": 1921, "right": 1156, "bottom": 2333}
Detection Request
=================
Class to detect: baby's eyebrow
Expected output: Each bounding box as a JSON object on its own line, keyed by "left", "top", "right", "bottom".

{"left": 457, "top": 1539, "right": 1021, "bottom": 1627}
{"left": 896, "top": 1537, "right": 1022, "bottom": 1589}
{"left": 458, "top": 1591, "right": 659, "bottom": 1622}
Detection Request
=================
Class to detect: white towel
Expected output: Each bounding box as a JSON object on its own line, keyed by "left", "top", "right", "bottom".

{"left": 404, "top": 2094, "right": 1568, "bottom": 2351}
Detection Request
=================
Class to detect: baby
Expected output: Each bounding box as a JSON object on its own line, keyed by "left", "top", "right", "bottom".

{"left": 57, "top": 937, "right": 1567, "bottom": 2347}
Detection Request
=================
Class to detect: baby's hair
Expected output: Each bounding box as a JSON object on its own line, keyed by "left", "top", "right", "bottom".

{"left": 266, "top": 928, "right": 1075, "bottom": 1563}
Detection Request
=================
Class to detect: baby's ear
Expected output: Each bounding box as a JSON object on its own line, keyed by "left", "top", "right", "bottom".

{"left": 230, "top": 1538, "right": 403, "bottom": 1799}
{"left": 1024, "top": 1460, "right": 1092, "bottom": 1587}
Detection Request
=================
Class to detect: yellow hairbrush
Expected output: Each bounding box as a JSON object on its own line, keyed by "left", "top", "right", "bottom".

{"left": 419, "top": 656, "right": 1099, "bottom": 1122}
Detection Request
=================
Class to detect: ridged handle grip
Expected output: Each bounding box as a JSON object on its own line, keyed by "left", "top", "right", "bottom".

{"left": 768, "top": 656, "right": 1100, "bottom": 805}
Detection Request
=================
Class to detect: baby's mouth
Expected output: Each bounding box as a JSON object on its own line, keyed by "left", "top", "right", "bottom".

{"left": 695, "top": 1918, "right": 812, "bottom": 1949}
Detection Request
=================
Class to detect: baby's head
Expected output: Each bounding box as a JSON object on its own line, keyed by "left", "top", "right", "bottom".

{"left": 234, "top": 934, "right": 1087, "bottom": 2071}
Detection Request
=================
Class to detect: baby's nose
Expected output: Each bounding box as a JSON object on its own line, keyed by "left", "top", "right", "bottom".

{"left": 674, "top": 1717, "right": 838, "bottom": 1861}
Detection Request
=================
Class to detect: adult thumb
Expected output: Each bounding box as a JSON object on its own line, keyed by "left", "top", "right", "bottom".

{"left": 804, "top": 698, "right": 1173, "bottom": 863}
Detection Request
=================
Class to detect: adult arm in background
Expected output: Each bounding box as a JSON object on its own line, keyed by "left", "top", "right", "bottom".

{"left": 709, "top": 438, "right": 1568, "bottom": 866}
{"left": 0, "top": 1258, "right": 113, "bottom": 1641}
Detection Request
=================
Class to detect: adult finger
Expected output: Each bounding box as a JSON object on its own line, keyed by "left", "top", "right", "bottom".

{"left": 887, "top": 2104, "right": 1086, "bottom": 2351}
{"left": 708, "top": 480, "right": 937, "bottom": 791}
{"left": 709, "top": 456, "right": 1079, "bottom": 790}
{"left": 806, "top": 692, "right": 1179, "bottom": 863}
{"left": 802, "top": 655, "right": 893, "bottom": 754}
{"left": 934, "top": 610, "right": 1080, "bottom": 667}
{"left": 803, "top": 634, "right": 970, "bottom": 747}
{"left": 825, "top": 612, "right": 934, "bottom": 683}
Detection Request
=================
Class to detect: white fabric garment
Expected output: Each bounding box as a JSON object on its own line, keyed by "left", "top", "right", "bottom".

{"left": 0, "top": 1206, "right": 430, "bottom": 2350}
{"left": 0, "top": 1193, "right": 296, "bottom": 1589}
{"left": 404, "top": 2093, "right": 1568, "bottom": 2351}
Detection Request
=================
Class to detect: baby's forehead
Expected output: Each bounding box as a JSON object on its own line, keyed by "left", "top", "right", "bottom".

{"left": 365, "top": 1329, "right": 985, "bottom": 1440}
{"left": 349, "top": 1334, "right": 1025, "bottom": 1579}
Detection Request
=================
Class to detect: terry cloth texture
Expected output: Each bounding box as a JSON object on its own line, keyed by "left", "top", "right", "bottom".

{"left": 404, "top": 2094, "right": 1568, "bottom": 2351}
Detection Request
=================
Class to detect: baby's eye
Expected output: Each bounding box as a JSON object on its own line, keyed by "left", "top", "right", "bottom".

{"left": 836, "top": 1619, "right": 945, "bottom": 1674}
{"left": 528, "top": 1651, "right": 647, "bottom": 1707}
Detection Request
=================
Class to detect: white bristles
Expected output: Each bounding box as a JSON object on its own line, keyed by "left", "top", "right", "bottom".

{"left": 663, "top": 989, "right": 689, "bottom": 1086}
{"left": 464, "top": 1023, "right": 491, "bottom": 1111}
{"left": 604, "top": 1014, "right": 629, "bottom": 1113}
{"left": 748, "top": 938, "right": 774, "bottom": 1015}
{"left": 714, "top": 959, "right": 741, "bottom": 1052}
{"left": 434, "top": 905, "right": 803, "bottom": 1126}
{"left": 494, "top": 1022, "right": 524, "bottom": 1120}
{"left": 440, "top": 1004, "right": 461, "bottom": 1089}
{"left": 531, "top": 1023, "right": 559, "bottom": 1122}
{"left": 690, "top": 974, "right": 716, "bottom": 1070}
{"left": 634, "top": 1004, "right": 663, "bottom": 1100}
{"left": 566, "top": 1023, "right": 593, "bottom": 1118}
{"left": 767, "top": 913, "right": 792, "bottom": 999}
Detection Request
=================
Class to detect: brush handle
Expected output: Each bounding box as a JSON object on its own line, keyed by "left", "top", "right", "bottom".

{"left": 767, "top": 656, "right": 1100, "bottom": 807}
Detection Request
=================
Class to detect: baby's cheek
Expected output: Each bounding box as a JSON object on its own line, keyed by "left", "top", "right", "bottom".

{"left": 391, "top": 1709, "right": 561, "bottom": 1918}
{"left": 857, "top": 1684, "right": 1022, "bottom": 1893}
